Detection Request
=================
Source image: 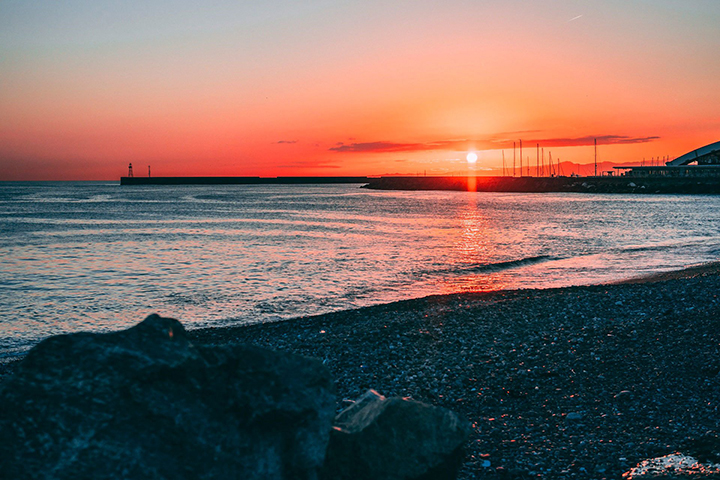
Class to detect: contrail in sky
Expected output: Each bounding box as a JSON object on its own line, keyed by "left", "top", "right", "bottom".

{"left": 568, "top": 14, "right": 583, "bottom": 22}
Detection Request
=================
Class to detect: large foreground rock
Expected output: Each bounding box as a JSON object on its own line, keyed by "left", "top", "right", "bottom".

{"left": 322, "top": 390, "right": 471, "bottom": 480}
{"left": 0, "top": 314, "right": 336, "bottom": 480}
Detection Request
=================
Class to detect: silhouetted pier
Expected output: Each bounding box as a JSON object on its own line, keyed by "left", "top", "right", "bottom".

{"left": 362, "top": 176, "right": 720, "bottom": 194}
{"left": 120, "top": 176, "right": 372, "bottom": 186}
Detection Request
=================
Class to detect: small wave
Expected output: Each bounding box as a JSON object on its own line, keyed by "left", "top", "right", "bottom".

{"left": 423, "top": 255, "right": 556, "bottom": 277}
{"left": 619, "top": 237, "right": 717, "bottom": 254}
{"left": 0, "top": 345, "right": 34, "bottom": 363}
{"left": 621, "top": 244, "right": 683, "bottom": 253}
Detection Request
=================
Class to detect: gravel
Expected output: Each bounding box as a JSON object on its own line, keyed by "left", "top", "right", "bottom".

{"left": 3, "top": 264, "right": 719, "bottom": 479}
{"left": 189, "top": 264, "right": 720, "bottom": 479}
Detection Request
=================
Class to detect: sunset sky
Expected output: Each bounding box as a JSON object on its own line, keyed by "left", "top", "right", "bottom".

{"left": 1, "top": 1, "right": 719, "bottom": 180}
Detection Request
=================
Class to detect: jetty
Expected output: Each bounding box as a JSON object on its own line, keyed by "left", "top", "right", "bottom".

{"left": 120, "top": 176, "right": 372, "bottom": 186}
{"left": 361, "top": 175, "right": 720, "bottom": 194}
{"left": 119, "top": 174, "right": 720, "bottom": 193}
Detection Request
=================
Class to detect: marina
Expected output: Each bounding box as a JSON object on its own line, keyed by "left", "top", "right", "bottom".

{"left": 120, "top": 141, "right": 720, "bottom": 193}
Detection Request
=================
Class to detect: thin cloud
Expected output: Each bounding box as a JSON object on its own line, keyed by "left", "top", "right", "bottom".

{"left": 535, "top": 135, "right": 660, "bottom": 147}
{"left": 330, "top": 141, "right": 424, "bottom": 153}
{"left": 274, "top": 140, "right": 298, "bottom": 144}
{"left": 276, "top": 159, "right": 340, "bottom": 169}
{"left": 329, "top": 135, "right": 659, "bottom": 153}
{"left": 568, "top": 14, "right": 583, "bottom": 22}
{"left": 330, "top": 140, "right": 471, "bottom": 153}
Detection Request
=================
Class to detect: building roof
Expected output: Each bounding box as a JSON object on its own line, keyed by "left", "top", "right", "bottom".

{"left": 613, "top": 165, "right": 720, "bottom": 170}
{"left": 666, "top": 140, "right": 720, "bottom": 166}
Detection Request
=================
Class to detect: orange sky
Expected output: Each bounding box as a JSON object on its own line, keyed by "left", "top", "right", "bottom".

{"left": 1, "top": 1, "right": 719, "bottom": 180}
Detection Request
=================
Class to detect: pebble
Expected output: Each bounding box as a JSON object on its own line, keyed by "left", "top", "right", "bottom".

{"left": 614, "top": 390, "right": 633, "bottom": 400}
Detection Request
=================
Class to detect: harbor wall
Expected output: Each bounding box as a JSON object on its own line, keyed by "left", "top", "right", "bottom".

{"left": 120, "top": 175, "right": 720, "bottom": 193}
{"left": 120, "top": 176, "right": 372, "bottom": 185}
{"left": 363, "top": 176, "right": 720, "bottom": 194}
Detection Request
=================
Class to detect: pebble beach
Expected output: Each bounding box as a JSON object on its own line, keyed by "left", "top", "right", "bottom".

{"left": 189, "top": 263, "right": 720, "bottom": 479}
{"left": 2, "top": 263, "right": 719, "bottom": 478}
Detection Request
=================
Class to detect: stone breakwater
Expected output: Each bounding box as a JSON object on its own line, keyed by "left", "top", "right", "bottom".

{"left": 362, "top": 175, "right": 720, "bottom": 194}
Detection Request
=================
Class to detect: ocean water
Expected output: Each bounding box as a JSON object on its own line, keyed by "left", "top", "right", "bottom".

{"left": 2, "top": 181, "right": 720, "bottom": 360}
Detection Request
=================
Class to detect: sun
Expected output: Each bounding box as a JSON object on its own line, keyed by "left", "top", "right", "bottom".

{"left": 466, "top": 152, "right": 478, "bottom": 164}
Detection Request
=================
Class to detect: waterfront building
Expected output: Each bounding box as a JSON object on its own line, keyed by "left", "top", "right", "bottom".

{"left": 615, "top": 141, "right": 720, "bottom": 178}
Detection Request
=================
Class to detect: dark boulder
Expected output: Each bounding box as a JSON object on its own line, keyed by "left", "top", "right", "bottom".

{"left": 0, "top": 314, "right": 336, "bottom": 480}
{"left": 322, "top": 389, "right": 470, "bottom": 480}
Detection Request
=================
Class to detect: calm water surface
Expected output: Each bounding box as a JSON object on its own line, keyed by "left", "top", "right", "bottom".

{"left": 2, "top": 182, "right": 719, "bottom": 359}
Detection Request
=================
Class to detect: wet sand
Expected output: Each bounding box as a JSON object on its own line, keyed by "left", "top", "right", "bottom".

{"left": 615, "top": 261, "right": 720, "bottom": 284}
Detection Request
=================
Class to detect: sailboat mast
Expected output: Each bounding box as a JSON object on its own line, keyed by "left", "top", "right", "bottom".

{"left": 519, "top": 140, "right": 523, "bottom": 176}
{"left": 594, "top": 138, "right": 598, "bottom": 176}
{"left": 549, "top": 152, "right": 553, "bottom": 176}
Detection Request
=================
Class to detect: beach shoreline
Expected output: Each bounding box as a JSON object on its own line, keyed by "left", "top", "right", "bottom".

{"left": 187, "top": 262, "right": 720, "bottom": 479}
{"left": 2, "top": 263, "right": 719, "bottom": 478}
{"left": 613, "top": 260, "right": 720, "bottom": 284}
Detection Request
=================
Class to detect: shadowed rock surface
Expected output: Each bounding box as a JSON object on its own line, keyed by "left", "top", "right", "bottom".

{"left": 322, "top": 389, "right": 470, "bottom": 480}
{"left": 0, "top": 314, "right": 336, "bottom": 480}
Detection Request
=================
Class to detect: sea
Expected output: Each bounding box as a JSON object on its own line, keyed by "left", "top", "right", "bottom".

{"left": 2, "top": 181, "right": 719, "bottom": 361}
